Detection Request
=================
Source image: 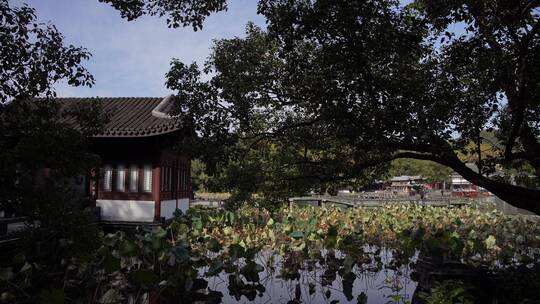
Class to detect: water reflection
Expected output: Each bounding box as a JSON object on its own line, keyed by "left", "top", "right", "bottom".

{"left": 200, "top": 249, "right": 417, "bottom": 303}
{"left": 148, "top": 205, "right": 540, "bottom": 303}
{"left": 194, "top": 247, "right": 540, "bottom": 303}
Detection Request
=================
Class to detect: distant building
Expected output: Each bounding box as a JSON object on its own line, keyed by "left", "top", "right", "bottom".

{"left": 450, "top": 163, "right": 491, "bottom": 198}
{"left": 389, "top": 175, "right": 424, "bottom": 193}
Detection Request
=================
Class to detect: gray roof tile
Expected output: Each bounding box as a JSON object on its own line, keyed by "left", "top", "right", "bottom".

{"left": 57, "top": 96, "right": 180, "bottom": 137}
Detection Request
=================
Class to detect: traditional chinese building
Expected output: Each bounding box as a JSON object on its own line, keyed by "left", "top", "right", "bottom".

{"left": 388, "top": 175, "right": 424, "bottom": 194}
{"left": 64, "top": 95, "right": 191, "bottom": 223}
{"left": 450, "top": 163, "right": 491, "bottom": 198}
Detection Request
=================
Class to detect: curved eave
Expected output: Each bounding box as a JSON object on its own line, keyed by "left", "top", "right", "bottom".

{"left": 91, "top": 127, "right": 181, "bottom": 138}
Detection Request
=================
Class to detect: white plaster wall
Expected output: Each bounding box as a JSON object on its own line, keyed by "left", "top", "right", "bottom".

{"left": 160, "top": 200, "right": 177, "bottom": 219}
{"left": 97, "top": 200, "right": 155, "bottom": 222}
{"left": 160, "top": 199, "right": 190, "bottom": 219}
{"left": 452, "top": 176, "right": 471, "bottom": 185}
{"left": 178, "top": 198, "right": 189, "bottom": 213}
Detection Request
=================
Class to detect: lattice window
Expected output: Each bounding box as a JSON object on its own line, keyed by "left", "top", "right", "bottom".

{"left": 103, "top": 166, "right": 112, "bottom": 192}
{"left": 129, "top": 166, "right": 138, "bottom": 192}
{"left": 116, "top": 165, "right": 125, "bottom": 192}
{"left": 143, "top": 166, "right": 152, "bottom": 193}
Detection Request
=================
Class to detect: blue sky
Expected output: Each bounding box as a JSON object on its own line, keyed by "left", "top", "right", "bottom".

{"left": 13, "top": 0, "right": 264, "bottom": 97}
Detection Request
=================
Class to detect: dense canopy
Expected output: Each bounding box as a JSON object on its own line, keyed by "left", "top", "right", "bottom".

{"left": 161, "top": 0, "right": 540, "bottom": 213}
{"left": 1, "top": 0, "right": 540, "bottom": 303}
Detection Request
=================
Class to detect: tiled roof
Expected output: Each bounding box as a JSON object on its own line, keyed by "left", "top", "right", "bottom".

{"left": 389, "top": 175, "right": 423, "bottom": 182}
{"left": 59, "top": 96, "right": 180, "bottom": 138}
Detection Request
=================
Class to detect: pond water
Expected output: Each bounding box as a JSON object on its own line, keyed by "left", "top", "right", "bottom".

{"left": 102, "top": 205, "right": 540, "bottom": 304}
{"left": 201, "top": 249, "right": 417, "bottom": 304}
{"left": 175, "top": 204, "right": 540, "bottom": 304}
{"left": 207, "top": 267, "right": 416, "bottom": 304}
{"left": 188, "top": 247, "right": 540, "bottom": 304}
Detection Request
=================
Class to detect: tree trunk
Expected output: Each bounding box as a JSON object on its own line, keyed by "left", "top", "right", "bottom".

{"left": 394, "top": 151, "right": 540, "bottom": 215}
{"left": 446, "top": 158, "right": 540, "bottom": 215}
{"left": 519, "top": 124, "right": 540, "bottom": 178}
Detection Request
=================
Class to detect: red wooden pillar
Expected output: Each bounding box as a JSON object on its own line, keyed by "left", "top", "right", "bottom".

{"left": 88, "top": 168, "right": 98, "bottom": 200}
{"left": 187, "top": 159, "right": 192, "bottom": 200}
{"left": 175, "top": 160, "right": 179, "bottom": 210}
{"left": 149, "top": 290, "right": 159, "bottom": 304}
{"left": 153, "top": 165, "right": 161, "bottom": 222}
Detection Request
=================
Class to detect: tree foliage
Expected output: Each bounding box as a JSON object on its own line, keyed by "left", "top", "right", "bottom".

{"left": 388, "top": 159, "right": 453, "bottom": 183}
{"left": 97, "top": 0, "right": 540, "bottom": 212}
{"left": 0, "top": 1, "right": 105, "bottom": 301}
{"left": 0, "top": 0, "right": 93, "bottom": 104}
{"left": 98, "top": 0, "right": 227, "bottom": 30}
{"left": 163, "top": 0, "right": 540, "bottom": 213}
{"left": 0, "top": 0, "right": 102, "bottom": 217}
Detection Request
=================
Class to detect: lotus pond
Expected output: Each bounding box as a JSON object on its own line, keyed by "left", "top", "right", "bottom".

{"left": 18, "top": 204, "right": 540, "bottom": 303}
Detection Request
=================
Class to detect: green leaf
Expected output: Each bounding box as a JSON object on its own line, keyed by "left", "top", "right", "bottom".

{"left": 357, "top": 292, "right": 368, "bottom": 304}
{"left": 291, "top": 240, "right": 306, "bottom": 251}
{"left": 223, "top": 226, "right": 233, "bottom": 236}
{"left": 1, "top": 291, "right": 15, "bottom": 303}
{"left": 38, "top": 288, "right": 64, "bottom": 304}
{"left": 413, "top": 226, "right": 425, "bottom": 241}
{"left": 154, "top": 227, "right": 167, "bottom": 238}
{"left": 192, "top": 218, "right": 203, "bottom": 233}
{"left": 308, "top": 217, "right": 317, "bottom": 231}
{"left": 100, "top": 289, "right": 123, "bottom": 304}
{"left": 229, "top": 243, "right": 245, "bottom": 260}
{"left": 0, "top": 268, "right": 13, "bottom": 281}
{"left": 485, "top": 235, "right": 497, "bottom": 250}
{"left": 184, "top": 277, "right": 194, "bottom": 291}
{"left": 20, "top": 262, "right": 32, "bottom": 274}
{"left": 172, "top": 222, "right": 189, "bottom": 236}
{"left": 343, "top": 255, "right": 355, "bottom": 273}
{"left": 325, "top": 289, "right": 331, "bottom": 299}
{"left": 12, "top": 253, "right": 26, "bottom": 265}
{"left": 289, "top": 231, "right": 304, "bottom": 239}
{"left": 206, "top": 258, "right": 224, "bottom": 276}
{"left": 325, "top": 226, "right": 338, "bottom": 248}
{"left": 151, "top": 235, "right": 163, "bottom": 250}
{"left": 119, "top": 240, "right": 138, "bottom": 257}
{"left": 173, "top": 246, "right": 190, "bottom": 263}
{"left": 103, "top": 254, "right": 120, "bottom": 273}
{"left": 226, "top": 211, "right": 235, "bottom": 225}
{"left": 240, "top": 261, "right": 264, "bottom": 282}
{"left": 207, "top": 238, "right": 222, "bottom": 252}
{"left": 343, "top": 272, "right": 356, "bottom": 301}
{"left": 309, "top": 283, "right": 315, "bottom": 295}
{"left": 131, "top": 270, "right": 159, "bottom": 288}
{"left": 103, "top": 233, "right": 120, "bottom": 247}
{"left": 328, "top": 226, "right": 338, "bottom": 237}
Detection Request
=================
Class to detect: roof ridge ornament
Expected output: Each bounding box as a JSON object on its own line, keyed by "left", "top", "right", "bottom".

{"left": 151, "top": 94, "right": 175, "bottom": 119}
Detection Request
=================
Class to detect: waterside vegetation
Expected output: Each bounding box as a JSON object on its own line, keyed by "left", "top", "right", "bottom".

{"left": 3, "top": 203, "right": 539, "bottom": 303}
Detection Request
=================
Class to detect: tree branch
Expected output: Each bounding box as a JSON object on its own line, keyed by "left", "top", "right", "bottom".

{"left": 521, "top": 0, "right": 540, "bottom": 17}
{"left": 392, "top": 151, "right": 442, "bottom": 163}
{"left": 237, "top": 116, "right": 322, "bottom": 140}
{"left": 522, "top": 12, "right": 540, "bottom": 48}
